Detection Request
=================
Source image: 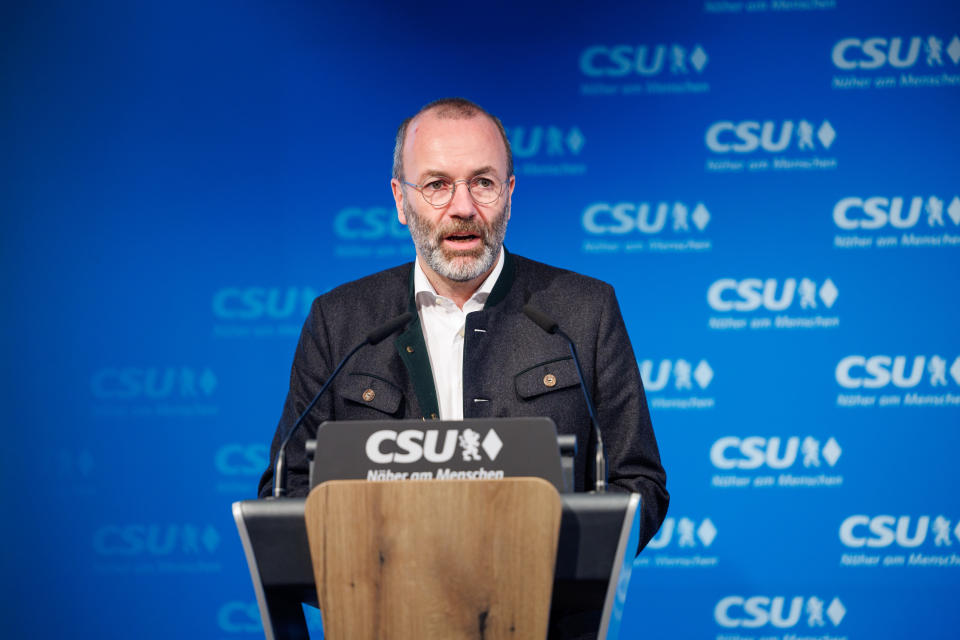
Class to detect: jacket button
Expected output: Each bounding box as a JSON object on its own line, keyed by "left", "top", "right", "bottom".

{"left": 543, "top": 374, "right": 557, "bottom": 387}
{"left": 430, "top": 413, "right": 438, "bottom": 419}
{"left": 362, "top": 388, "right": 376, "bottom": 402}
{"left": 406, "top": 345, "right": 415, "bottom": 353}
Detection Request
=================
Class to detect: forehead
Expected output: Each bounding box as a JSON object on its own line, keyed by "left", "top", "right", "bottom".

{"left": 403, "top": 112, "right": 508, "bottom": 178}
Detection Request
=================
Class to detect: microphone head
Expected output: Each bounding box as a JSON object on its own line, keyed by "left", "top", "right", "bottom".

{"left": 523, "top": 304, "right": 559, "bottom": 335}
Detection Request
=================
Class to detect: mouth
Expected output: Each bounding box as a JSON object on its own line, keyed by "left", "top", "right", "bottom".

{"left": 442, "top": 232, "right": 482, "bottom": 249}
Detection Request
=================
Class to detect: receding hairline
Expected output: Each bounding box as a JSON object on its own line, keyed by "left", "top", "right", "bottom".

{"left": 392, "top": 98, "right": 514, "bottom": 181}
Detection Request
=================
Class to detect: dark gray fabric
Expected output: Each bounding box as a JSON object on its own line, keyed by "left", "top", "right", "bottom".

{"left": 258, "top": 251, "right": 669, "bottom": 551}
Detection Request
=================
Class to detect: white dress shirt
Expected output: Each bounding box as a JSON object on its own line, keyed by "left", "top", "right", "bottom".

{"left": 414, "top": 251, "right": 505, "bottom": 420}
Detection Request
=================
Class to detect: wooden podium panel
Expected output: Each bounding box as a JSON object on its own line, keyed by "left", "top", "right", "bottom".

{"left": 304, "top": 478, "right": 562, "bottom": 640}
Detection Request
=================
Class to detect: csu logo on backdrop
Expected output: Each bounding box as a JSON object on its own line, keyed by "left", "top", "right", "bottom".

{"left": 835, "top": 355, "right": 960, "bottom": 389}
{"left": 647, "top": 517, "right": 716, "bottom": 550}
{"left": 508, "top": 126, "right": 584, "bottom": 159}
{"left": 212, "top": 287, "right": 318, "bottom": 320}
{"left": 583, "top": 202, "right": 710, "bottom": 235}
{"left": 93, "top": 524, "right": 220, "bottom": 556}
{"left": 641, "top": 359, "right": 713, "bottom": 391}
{"left": 705, "top": 120, "right": 836, "bottom": 153}
{"left": 215, "top": 444, "right": 269, "bottom": 476}
{"left": 334, "top": 207, "right": 408, "bottom": 240}
{"left": 840, "top": 515, "right": 960, "bottom": 548}
{"left": 834, "top": 195, "right": 960, "bottom": 230}
{"left": 366, "top": 428, "right": 503, "bottom": 464}
{"left": 91, "top": 367, "right": 217, "bottom": 399}
{"left": 580, "top": 44, "right": 709, "bottom": 76}
{"left": 640, "top": 359, "right": 716, "bottom": 410}
{"left": 218, "top": 602, "right": 261, "bottom": 633}
{"left": 710, "top": 436, "right": 842, "bottom": 470}
{"left": 832, "top": 35, "right": 960, "bottom": 70}
{"left": 715, "top": 596, "right": 846, "bottom": 629}
{"left": 707, "top": 278, "right": 838, "bottom": 312}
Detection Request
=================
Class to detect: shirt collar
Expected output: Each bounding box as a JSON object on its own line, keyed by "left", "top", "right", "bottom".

{"left": 414, "top": 249, "right": 506, "bottom": 308}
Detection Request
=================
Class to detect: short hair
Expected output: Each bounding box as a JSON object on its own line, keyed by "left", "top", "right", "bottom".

{"left": 392, "top": 97, "right": 514, "bottom": 181}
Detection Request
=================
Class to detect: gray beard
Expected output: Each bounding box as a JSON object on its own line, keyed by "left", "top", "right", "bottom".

{"left": 404, "top": 199, "right": 509, "bottom": 282}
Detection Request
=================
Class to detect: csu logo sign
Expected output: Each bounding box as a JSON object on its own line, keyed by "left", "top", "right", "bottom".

{"left": 583, "top": 202, "right": 710, "bottom": 235}
{"left": 641, "top": 359, "right": 713, "bottom": 391}
{"left": 834, "top": 195, "right": 960, "bottom": 230}
{"left": 840, "top": 515, "right": 960, "bottom": 548}
{"left": 91, "top": 367, "right": 217, "bottom": 399}
{"left": 706, "top": 120, "right": 835, "bottom": 153}
{"left": 832, "top": 35, "right": 960, "bottom": 70}
{"left": 508, "top": 126, "right": 584, "bottom": 159}
{"left": 366, "top": 428, "right": 503, "bottom": 464}
{"left": 580, "top": 44, "right": 708, "bottom": 77}
{"left": 835, "top": 355, "right": 960, "bottom": 389}
{"left": 334, "top": 207, "right": 408, "bottom": 240}
{"left": 215, "top": 444, "right": 269, "bottom": 476}
{"left": 710, "top": 436, "right": 841, "bottom": 470}
{"left": 647, "top": 517, "right": 716, "bottom": 549}
{"left": 715, "top": 596, "right": 846, "bottom": 629}
{"left": 212, "top": 287, "right": 318, "bottom": 320}
{"left": 707, "top": 278, "right": 838, "bottom": 312}
{"left": 93, "top": 524, "right": 220, "bottom": 556}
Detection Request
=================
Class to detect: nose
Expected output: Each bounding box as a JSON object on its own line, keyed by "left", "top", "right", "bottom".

{"left": 446, "top": 179, "right": 477, "bottom": 218}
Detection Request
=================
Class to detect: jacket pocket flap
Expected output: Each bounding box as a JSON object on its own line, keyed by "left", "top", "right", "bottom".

{"left": 340, "top": 373, "right": 403, "bottom": 414}
{"left": 515, "top": 357, "right": 579, "bottom": 400}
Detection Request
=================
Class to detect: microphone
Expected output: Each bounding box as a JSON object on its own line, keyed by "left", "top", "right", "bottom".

{"left": 271, "top": 311, "right": 413, "bottom": 498}
{"left": 523, "top": 304, "right": 606, "bottom": 493}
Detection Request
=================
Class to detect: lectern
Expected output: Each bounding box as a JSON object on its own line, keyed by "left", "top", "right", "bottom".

{"left": 235, "top": 419, "right": 642, "bottom": 639}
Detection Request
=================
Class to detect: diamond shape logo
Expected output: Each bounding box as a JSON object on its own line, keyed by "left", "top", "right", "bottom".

{"left": 691, "top": 203, "right": 711, "bottom": 231}
{"left": 690, "top": 45, "right": 708, "bottom": 72}
{"left": 566, "top": 127, "right": 585, "bottom": 155}
{"left": 947, "top": 197, "right": 960, "bottom": 226}
{"left": 822, "top": 438, "right": 842, "bottom": 467}
{"left": 948, "top": 36, "right": 960, "bottom": 65}
{"left": 826, "top": 598, "right": 846, "bottom": 626}
{"left": 201, "top": 525, "right": 221, "bottom": 553}
{"left": 819, "top": 279, "right": 838, "bottom": 308}
{"left": 697, "top": 518, "right": 717, "bottom": 547}
{"left": 817, "top": 121, "right": 836, "bottom": 149}
{"left": 693, "top": 360, "right": 714, "bottom": 389}
{"left": 949, "top": 356, "right": 960, "bottom": 386}
{"left": 199, "top": 369, "right": 218, "bottom": 396}
{"left": 482, "top": 429, "right": 503, "bottom": 461}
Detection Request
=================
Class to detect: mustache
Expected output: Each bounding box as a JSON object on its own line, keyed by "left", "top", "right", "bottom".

{"left": 434, "top": 219, "right": 486, "bottom": 239}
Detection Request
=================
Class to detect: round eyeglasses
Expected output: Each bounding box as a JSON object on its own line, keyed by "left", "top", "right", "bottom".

{"left": 403, "top": 176, "right": 506, "bottom": 207}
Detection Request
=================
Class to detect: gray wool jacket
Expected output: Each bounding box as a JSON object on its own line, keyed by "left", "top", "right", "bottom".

{"left": 258, "top": 250, "right": 668, "bottom": 550}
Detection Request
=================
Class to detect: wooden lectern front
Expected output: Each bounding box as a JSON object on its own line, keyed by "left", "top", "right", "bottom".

{"left": 234, "top": 420, "right": 642, "bottom": 639}
{"left": 304, "top": 478, "right": 562, "bottom": 640}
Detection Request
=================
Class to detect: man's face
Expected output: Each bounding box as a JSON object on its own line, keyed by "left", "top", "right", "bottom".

{"left": 391, "top": 112, "right": 515, "bottom": 284}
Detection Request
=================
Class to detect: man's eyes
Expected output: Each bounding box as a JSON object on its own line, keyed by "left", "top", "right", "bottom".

{"left": 424, "top": 179, "right": 451, "bottom": 191}
{"left": 472, "top": 177, "right": 494, "bottom": 189}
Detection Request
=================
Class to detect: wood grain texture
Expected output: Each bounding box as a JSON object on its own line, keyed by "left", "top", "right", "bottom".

{"left": 304, "top": 478, "right": 562, "bottom": 640}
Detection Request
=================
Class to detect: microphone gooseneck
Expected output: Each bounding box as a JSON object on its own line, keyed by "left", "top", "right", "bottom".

{"left": 522, "top": 304, "right": 606, "bottom": 493}
{"left": 271, "top": 312, "right": 413, "bottom": 498}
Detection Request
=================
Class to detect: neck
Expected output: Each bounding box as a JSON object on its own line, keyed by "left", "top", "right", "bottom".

{"left": 418, "top": 253, "right": 498, "bottom": 309}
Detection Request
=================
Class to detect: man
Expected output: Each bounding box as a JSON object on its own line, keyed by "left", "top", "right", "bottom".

{"left": 258, "top": 98, "right": 667, "bottom": 551}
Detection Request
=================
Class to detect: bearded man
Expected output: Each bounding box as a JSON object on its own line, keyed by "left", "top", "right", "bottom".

{"left": 258, "top": 98, "right": 667, "bottom": 554}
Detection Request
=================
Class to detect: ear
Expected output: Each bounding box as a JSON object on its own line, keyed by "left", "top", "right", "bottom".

{"left": 391, "top": 178, "right": 408, "bottom": 226}
{"left": 504, "top": 175, "right": 516, "bottom": 221}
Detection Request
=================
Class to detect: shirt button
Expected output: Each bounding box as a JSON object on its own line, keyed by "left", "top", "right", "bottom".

{"left": 362, "top": 389, "right": 376, "bottom": 402}
{"left": 543, "top": 374, "right": 557, "bottom": 388}
{"left": 405, "top": 345, "right": 415, "bottom": 353}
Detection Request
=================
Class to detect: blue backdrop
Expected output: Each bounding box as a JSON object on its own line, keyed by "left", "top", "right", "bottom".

{"left": 5, "top": 1, "right": 959, "bottom": 638}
